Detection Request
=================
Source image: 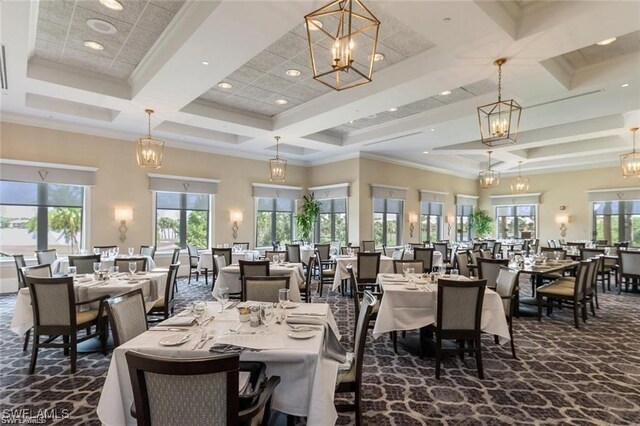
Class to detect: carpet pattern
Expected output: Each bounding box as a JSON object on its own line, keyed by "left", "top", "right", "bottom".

{"left": 1, "top": 276, "right": 640, "bottom": 425}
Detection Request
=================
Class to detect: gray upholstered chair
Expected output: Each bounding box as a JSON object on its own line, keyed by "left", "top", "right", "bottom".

{"left": 316, "top": 248, "right": 336, "bottom": 297}
{"left": 26, "top": 276, "right": 108, "bottom": 373}
{"left": 393, "top": 260, "right": 424, "bottom": 274}
{"left": 391, "top": 248, "right": 405, "bottom": 260}
{"left": 35, "top": 249, "right": 57, "bottom": 265}
{"left": 285, "top": 244, "right": 301, "bottom": 264}
{"left": 115, "top": 257, "right": 148, "bottom": 274}
{"left": 242, "top": 276, "right": 289, "bottom": 303}
{"left": 454, "top": 251, "right": 471, "bottom": 277}
{"left": 492, "top": 242, "right": 502, "bottom": 258}
{"left": 148, "top": 263, "right": 180, "bottom": 321}
{"left": 335, "top": 290, "right": 376, "bottom": 426}
{"left": 361, "top": 240, "right": 375, "bottom": 253}
{"left": 477, "top": 258, "right": 508, "bottom": 289}
{"left": 300, "top": 256, "right": 316, "bottom": 302}
{"left": 68, "top": 254, "right": 101, "bottom": 274}
{"left": 13, "top": 254, "right": 27, "bottom": 288}
{"left": 187, "top": 243, "right": 203, "bottom": 285}
{"left": 433, "top": 242, "right": 450, "bottom": 265}
{"left": 494, "top": 267, "right": 519, "bottom": 359}
{"left": 239, "top": 260, "right": 270, "bottom": 281}
{"left": 356, "top": 252, "right": 381, "bottom": 291}
{"left": 618, "top": 250, "right": 640, "bottom": 294}
{"left": 125, "top": 351, "right": 280, "bottom": 426}
{"left": 212, "top": 248, "right": 232, "bottom": 267}
{"left": 106, "top": 289, "right": 148, "bottom": 346}
{"left": 413, "top": 248, "right": 434, "bottom": 273}
{"left": 23, "top": 264, "right": 52, "bottom": 278}
{"left": 140, "top": 245, "right": 156, "bottom": 259}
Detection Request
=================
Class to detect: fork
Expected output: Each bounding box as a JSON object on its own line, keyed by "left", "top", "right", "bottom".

{"left": 192, "top": 330, "right": 208, "bottom": 350}
{"left": 198, "top": 331, "right": 215, "bottom": 349}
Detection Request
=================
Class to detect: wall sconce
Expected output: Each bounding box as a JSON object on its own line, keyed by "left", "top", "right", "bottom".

{"left": 408, "top": 213, "right": 418, "bottom": 238}
{"left": 230, "top": 210, "right": 243, "bottom": 240}
{"left": 446, "top": 215, "right": 455, "bottom": 236}
{"left": 114, "top": 208, "right": 133, "bottom": 242}
{"left": 556, "top": 214, "right": 569, "bottom": 237}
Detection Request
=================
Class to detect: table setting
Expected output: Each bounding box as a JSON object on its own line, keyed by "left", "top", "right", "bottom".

{"left": 213, "top": 261, "right": 305, "bottom": 302}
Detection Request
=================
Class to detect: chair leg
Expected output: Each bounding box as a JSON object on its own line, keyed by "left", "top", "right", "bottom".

{"left": 70, "top": 334, "right": 77, "bottom": 374}
{"left": 435, "top": 342, "right": 442, "bottom": 379}
{"left": 536, "top": 295, "right": 543, "bottom": 321}
{"left": 475, "top": 337, "right": 484, "bottom": 380}
{"left": 355, "top": 387, "right": 362, "bottom": 426}
{"left": 204, "top": 268, "right": 208, "bottom": 287}
{"left": 23, "top": 329, "right": 31, "bottom": 352}
{"left": 29, "top": 334, "right": 39, "bottom": 374}
{"left": 392, "top": 331, "right": 398, "bottom": 354}
{"left": 63, "top": 335, "right": 70, "bottom": 356}
{"left": 188, "top": 269, "right": 192, "bottom": 285}
{"left": 573, "top": 301, "right": 580, "bottom": 329}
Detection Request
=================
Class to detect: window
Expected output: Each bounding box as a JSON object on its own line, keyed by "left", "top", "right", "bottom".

{"left": 495, "top": 205, "right": 537, "bottom": 239}
{"left": 256, "top": 198, "right": 294, "bottom": 248}
{"left": 421, "top": 202, "right": 443, "bottom": 243}
{"left": 373, "top": 198, "right": 403, "bottom": 247}
{"left": 456, "top": 205, "right": 473, "bottom": 241}
{"left": 155, "top": 192, "right": 210, "bottom": 250}
{"left": 0, "top": 181, "right": 85, "bottom": 256}
{"left": 593, "top": 200, "right": 640, "bottom": 245}
{"left": 315, "top": 198, "right": 348, "bottom": 244}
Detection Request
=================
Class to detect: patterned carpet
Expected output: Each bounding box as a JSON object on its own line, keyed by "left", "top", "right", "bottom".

{"left": 1, "top": 276, "right": 640, "bottom": 425}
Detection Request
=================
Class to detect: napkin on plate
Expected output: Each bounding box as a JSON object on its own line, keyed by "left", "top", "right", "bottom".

{"left": 286, "top": 316, "right": 346, "bottom": 363}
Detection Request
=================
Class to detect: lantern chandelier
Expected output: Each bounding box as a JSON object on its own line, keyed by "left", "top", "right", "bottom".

{"left": 620, "top": 127, "right": 640, "bottom": 178}
{"left": 269, "top": 136, "right": 287, "bottom": 182}
{"left": 477, "top": 58, "right": 522, "bottom": 147}
{"left": 511, "top": 161, "right": 530, "bottom": 194}
{"left": 479, "top": 151, "right": 500, "bottom": 189}
{"left": 135, "top": 109, "right": 164, "bottom": 169}
{"left": 304, "top": 0, "right": 380, "bottom": 91}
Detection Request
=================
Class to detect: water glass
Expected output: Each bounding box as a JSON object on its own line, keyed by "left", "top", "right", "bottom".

{"left": 192, "top": 301, "right": 207, "bottom": 326}
{"left": 93, "top": 248, "right": 100, "bottom": 256}
{"left": 128, "top": 247, "right": 134, "bottom": 256}
{"left": 128, "top": 262, "right": 137, "bottom": 275}
{"left": 68, "top": 266, "right": 77, "bottom": 279}
{"left": 278, "top": 288, "right": 290, "bottom": 309}
{"left": 450, "top": 269, "right": 459, "bottom": 279}
{"left": 604, "top": 247, "right": 611, "bottom": 256}
{"left": 114, "top": 247, "right": 119, "bottom": 256}
{"left": 93, "top": 262, "right": 101, "bottom": 273}
{"left": 260, "top": 304, "right": 274, "bottom": 332}
{"left": 217, "top": 287, "right": 229, "bottom": 313}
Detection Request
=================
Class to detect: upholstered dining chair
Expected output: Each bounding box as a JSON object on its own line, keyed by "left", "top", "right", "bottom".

{"left": 477, "top": 258, "right": 508, "bottom": 289}
{"left": 212, "top": 248, "right": 232, "bottom": 267}
{"left": 68, "top": 254, "right": 101, "bottom": 274}
{"left": 472, "top": 242, "right": 487, "bottom": 251}
{"left": 580, "top": 248, "right": 607, "bottom": 291}
{"left": 433, "top": 242, "right": 450, "bottom": 266}
{"left": 618, "top": 250, "right": 640, "bottom": 294}
{"left": 300, "top": 256, "right": 316, "bottom": 302}
{"left": 492, "top": 242, "right": 502, "bottom": 258}
{"left": 424, "top": 278, "right": 487, "bottom": 379}
{"left": 125, "top": 351, "right": 280, "bottom": 426}
{"left": 391, "top": 248, "right": 405, "bottom": 260}
{"left": 494, "top": 267, "right": 519, "bottom": 359}
{"left": 361, "top": 240, "right": 375, "bottom": 253}
{"left": 393, "top": 260, "right": 424, "bottom": 274}
{"left": 187, "top": 243, "right": 204, "bottom": 285}
{"left": 13, "top": 254, "right": 27, "bottom": 288}
{"left": 238, "top": 260, "right": 270, "bottom": 282}
{"left": 413, "top": 247, "right": 435, "bottom": 273}
{"left": 235, "top": 242, "right": 250, "bottom": 250}
{"left": 334, "top": 290, "right": 376, "bottom": 426}
{"left": 139, "top": 245, "right": 156, "bottom": 259}
{"left": 454, "top": 251, "right": 471, "bottom": 277}
{"left": 115, "top": 257, "right": 148, "bottom": 274}
{"left": 316, "top": 249, "right": 336, "bottom": 297}
{"left": 106, "top": 289, "right": 148, "bottom": 347}
{"left": 23, "top": 264, "right": 52, "bottom": 278}
{"left": 242, "top": 276, "right": 289, "bottom": 303}
{"left": 285, "top": 244, "right": 301, "bottom": 264}
{"left": 356, "top": 252, "right": 381, "bottom": 291}
{"left": 25, "top": 276, "right": 108, "bottom": 373}
{"left": 147, "top": 263, "right": 180, "bottom": 321}
{"left": 35, "top": 249, "right": 57, "bottom": 265}
{"left": 314, "top": 243, "right": 331, "bottom": 270}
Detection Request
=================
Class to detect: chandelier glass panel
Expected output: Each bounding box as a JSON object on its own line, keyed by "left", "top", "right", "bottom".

{"left": 304, "top": 0, "right": 380, "bottom": 91}
{"left": 477, "top": 58, "right": 522, "bottom": 147}
{"left": 269, "top": 136, "right": 287, "bottom": 182}
{"left": 479, "top": 151, "right": 500, "bottom": 189}
{"left": 135, "top": 109, "right": 164, "bottom": 169}
{"left": 620, "top": 127, "right": 640, "bottom": 178}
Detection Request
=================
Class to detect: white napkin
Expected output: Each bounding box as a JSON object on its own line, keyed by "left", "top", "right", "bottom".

{"left": 286, "top": 316, "right": 346, "bottom": 363}
{"left": 77, "top": 275, "right": 93, "bottom": 283}
{"left": 160, "top": 316, "right": 196, "bottom": 327}
{"left": 216, "top": 333, "right": 284, "bottom": 350}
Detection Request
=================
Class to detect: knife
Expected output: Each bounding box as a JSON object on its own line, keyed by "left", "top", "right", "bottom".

{"left": 287, "top": 312, "right": 326, "bottom": 317}
{"left": 225, "top": 301, "right": 240, "bottom": 310}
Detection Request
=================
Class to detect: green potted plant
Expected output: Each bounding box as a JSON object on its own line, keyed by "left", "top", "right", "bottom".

{"left": 470, "top": 208, "right": 494, "bottom": 239}
{"left": 296, "top": 193, "right": 322, "bottom": 243}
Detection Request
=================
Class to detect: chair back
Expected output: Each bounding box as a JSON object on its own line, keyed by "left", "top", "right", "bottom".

{"left": 13, "top": 255, "right": 27, "bottom": 288}
{"left": 212, "top": 248, "right": 232, "bottom": 267}
{"left": 315, "top": 244, "right": 330, "bottom": 261}
{"left": 169, "top": 248, "right": 181, "bottom": 264}
{"left": 455, "top": 252, "right": 470, "bottom": 277}
{"left": 26, "top": 276, "right": 74, "bottom": 329}
{"left": 235, "top": 242, "right": 250, "bottom": 250}
{"left": 540, "top": 247, "right": 567, "bottom": 260}
{"left": 437, "top": 279, "right": 486, "bottom": 337}
{"left": 140, "top": 246, "right": 156, "bottom": 259}
{"left": 115, "top": 257, "right": 148, "bottom": 273}
{"left": 413, "top": 248, "right": 434, "bottom": 273}
{"left": 187, "top": 244, "right": 200, "bottom": 267}
{"left": 492, "top": 242, "right": 502, "bottom": 258}
{"left": 361, "top": 240, "right": 375, "bottom": 253}
{"left": 472, "top": 242, "right": 485, "bottom": 251}
{"left": 477, "top": 258, "right": 508, "bottom": 289}
{"left": 305, "top": 256, "right": 316, "bottom": 295}
{"left": 238, "top": 260, "right": 270, "bottom": 280}
{"left": 391, "top": 248, "right": 405, "bottom": 260}
{"left": 242, "top": 276, "right": 290, "bottom": 303}
{"left": 285, "top": 244, "right": 301, "bottom": 263}
{"left": 573, "top": 261, "right": 594, "bottom": 301}
{"left": 341, "top": 246, "right": 360, "bottom": 254}
{"left": 214, "top": 255, "right": 227, "bottom": 276}
{"left": 479, "top": 249, "right": 493, "bottom": 259}
{"left": 580, "top": 248, "right": 605, "bottom": 261}
{"left": 584, "top": 257, "right": 601, "bottom": 297}
{"left": 126, "top": 351, "right": 239, "bottom": 426}
{"left": 68, "top": 254, "right": 101, "bottom": 274}
{"left": 495, "top": 267, "right": 519, "bottom": 316}
{"left": 35, "top": 249, "right": 57, "bottom": 265}
{"left": 433, "top": 242, "right": 449, "bottom": 262}
{"left": 106, "top": 289, "right": 148, "bottom": 346}
{"left": 356, "top": 252, "right": 381, "bottom": 281}
{"left": 619, "top": 250, "right": 640, "bottom": 278}
{"left": 264, "top": 251, "right": 287, "bottom": 262}
{"left": 468, "top": 250, "right": 481, "bottom": 267}
{"left": 410, "top": 243, "right": 424, "bottom": 249}
{"left": 393, "top": 260, "right": 423, "bottom": 274}
{"left": 24, "top": 264, "right": 52, "bottom": 278}
{"left": 352, "top": 290, "right": 376, "bottom": 383}
{"left": 165, "top": 263, "right": 180, "bottom": 306}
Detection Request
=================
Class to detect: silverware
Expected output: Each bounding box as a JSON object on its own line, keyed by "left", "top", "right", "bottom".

{"left": 198, "top": 332, "right": 215, "bottom": 349}
{"left": 287, "top": 312, "right": 326, "bottom": 317}
{"left": 225, "top": 301, "right": 240, "bottom": 310}
{"left": 149, "top": 327, "right": 190, "bottom": 332}
{"left": 192, "top": 330, "right": 208, "bottom": 350}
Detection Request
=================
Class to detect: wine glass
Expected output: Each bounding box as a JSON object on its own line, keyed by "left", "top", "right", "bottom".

{"left": 279, "top": 288, "right": 290, "bottom": 309}
{"left": 450, "top": 269, "right": 459, "bottom": 279}
{"left": 93, "top": 262, "right": 101, "bottom": 274}
{"left": 128, "top": 261, "right": 137, "bottom": 275}
{"left": 114, "top": 247, "right": 120, "bottom": 256}
{"left": 128, "top": 247, "right": 134, "bottom": 256}
{"left": 554, "top": 251, "right": 561, "bottom": 261}
{"left": 217, "top": 287, "right": 229, "bottom": 313}
{"left": 260, "top": 304, "right": 274, "bottom": 333}
{"left": 93, "top": 248, "right": 100, "bottom": 256}
{"left": 192, "top": 301, "right": 207, "bottom": 326}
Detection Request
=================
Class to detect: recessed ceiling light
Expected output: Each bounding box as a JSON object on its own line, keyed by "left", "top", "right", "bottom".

{"left": 218, "top": 82, "right": 233, "bottom": 89}
{"left": 439, "top": 90, "right": 452, "bottom": 96}
{"left": 286, "top": 69, "right": 301, "bottom": 77}
{"left": 597, "top": 37, "right": 617, "bottom": 46}
{"left": 372, "top": 53, "right": 385, "bottom": 62}
{"left": 430, "top": 128, "right": 435, "bottom": 132}
{"left": 349, "top": 120, "right": 356, "bottom": 124}
{"left": 423, "top": 151, "right": 429, "bottom": 154}
{"left": 388, "top": 107, "right": 398, "bottom": 112}
{"left": 621, "top": 83, "right": 630, "bottom": 88}
{"left": 83, "top": 40, "right": 104, "bottom": 51}
{"left": 86, "top": 18, "right": 117, "bottom": 35}
{"left": 307, "top": 19, "right": 323, "bottom": 31}
{"left": 99, "top": 0, "right": 123, "bottom": 11}
{"left": 275, "top": 99, "right": 288, "bottom": 105}
{"left": 202, "top": 61, "right": 209, "bottom": 66}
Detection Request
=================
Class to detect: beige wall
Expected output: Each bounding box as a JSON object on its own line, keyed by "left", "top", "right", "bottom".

{"left": 478, "top": 167, "right": 638, "bottom": 242}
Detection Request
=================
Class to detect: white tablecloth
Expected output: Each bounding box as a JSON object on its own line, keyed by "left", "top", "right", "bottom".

{"left": 300, "top": 247, "right": 315, "bottom": 265}
{"left": 214, "top": 263, "right": 305, "bottom": 302}
{"left": 198, "top": 250, "right": 261, "bottom": 271}
{"left": 10, "top": 271, "right": 167, "bottom": 336}
{"left": 97, "top": 302, "right": 340, "bottom": 426}
{"left": 372, "top": 274, "right": 510, "bottom": 341}
{"left": 52, "top": 255, "right": 156, "bottom": 275}
{"left": 331, "top": 253, "right": 443, "bottom": 290}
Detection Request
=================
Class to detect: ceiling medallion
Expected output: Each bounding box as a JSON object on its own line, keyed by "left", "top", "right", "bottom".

{"left": 269, "top": 136, "right": 287, "bottom": 182}
{"left": 135, "top": 109, "right": 164, "bottom": 169}
{"left": 620, "top": 127, "right": 640, "bottom": 178}
{"left": 477, "top": 58, "right": 522, "bottom": 147}
{"left": 510, "top": 161, "right": 530, "bottom": 193}
{"left": 479, "top": 151, "right": 500, "bottom": 189}
{"left": 304, "top": 0, "right": 380, "bottom": 91}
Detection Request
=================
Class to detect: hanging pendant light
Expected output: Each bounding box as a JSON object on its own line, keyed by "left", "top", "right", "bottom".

{"left": 477, "top": 58, "right": 522, "bottom": 147}
{"left": 269, "top": 136, "right": 287, "bottom": 182}
{"left": 479, "top": 151, "right": 501, "bottom": 188}
{"left": 135, "top": 109, "right": 164, "bottom": 169}
{"left": 621, "top": 127, "right": 640, "bottom": 178}
{"left": 304, "top": 0, "right": 380, "bottom": 91}
{"left": 510, "top": 161, "right": 530, "bottom": 193}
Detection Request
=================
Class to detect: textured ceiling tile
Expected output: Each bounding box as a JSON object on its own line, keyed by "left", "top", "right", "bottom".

{"left": 77, "top": 0, "right": 147, "bottom": 26}
{"left": 244, "top": 50, "right": 289, "bottom": 73}
{"left": 38, "top": 0, "right": 75, "bottom": 27}
{"left": 65, "top": 28, "right": 121, "bottom": 59}
{"left": 60, "top": 47, "right": 117, "bottom": 75}
{"left": 109, "top": 61, "right": 136, "bottom": 79}
{"left": 371, "top": 42, "right": 405, "bottom": 65}
{"left": 72, "top": 5, "right": 133, "bottom": 44}
{"left": 265, "top": 32, "right": 309, "bottom": 60}
{"left": 198, "top": 90, "right": 231, "bottom": 104}
{"left": 365, "top": 3, "right": 404, "bottom": 37}
{"left": 462, "top": 79, "right": 497, "bottom": 96}
{"left": 115, "top": 46, "right": 146, "bottom": 66}
{"left": 563, "top": 50, "right": 587, "bottom": 69}
{"left": 252, "top": 73, "right": 295, "bottom": 93}
{"left": 37, "top": 19, "right": 69, "bottom": 44}
{"left": 249, "top": 103, "right": 282, "bottom": 117}
{"left": 290, "top": 22, "right": 310, "bottom": 39}
{"left": 123, "top": 26, "right": 159, "bottom": 54}
{"left": 283, "top": 84, "right": 323, "bottom": 102}
{"left": 151, "top": 0, "right": 185, "bottom": 14}
{"left": 385, "top": 107, "right": 419, "bottom": 119}
{"left": 226, "top": 66, "right": 264, "bottom": 85}
{"left": 435, "top": 87, "right": 474, "bottom": 105}
{"left": 136, "top": 2, "right": 175, "bottom": 33}
{"left": 289, "top": 49, "right": 316, "bottom": 68}
{"left": 269, "top": 61, "right": 313, "bottom": 82}
{"left": 404, "top": 97, "right": 446, "bottom": 112}
{"left": 235, "top": 85, "right": 278, "bottom": 102}
{"left": 383, "top": 29, "right": 434, "bottom": 57}
{"left": 207, "top": 78, "right": 247, "bottom": 95}
{"left": 34, "top": 39, "right": 64, "bottom": 62}
{"left": 296, "top": 75, "right": 332, "bottom": 92}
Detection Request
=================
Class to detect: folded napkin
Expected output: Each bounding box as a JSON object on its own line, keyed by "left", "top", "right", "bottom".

{"left": 286, "top": 316, "right": 347, "bottom": 363}
{"left": 77, "top": 275, "right": 93, "bottom": 283}
{"left": 216, "top": 333, "right": 284, "bottom": 350}
{"left": 160, "top": 316, "right": 196, "bottom": 327}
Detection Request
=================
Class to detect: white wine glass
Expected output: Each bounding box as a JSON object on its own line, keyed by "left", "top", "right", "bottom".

{"left": 192, "top": 301, "right": 207, "bottom": 326}
{"left": 278, "top": 288, "right": 290, "bottom": 309}
{"left": 93, "top": 262, "right": 101, "bottom": 274}
{"left": 128, "top": 261, "right": 136, "bottom": 275}
{"left": 218, "top": 287, "right": 229, "bottom": 313}
{"left": 128, "top": 247, "right": 134, "bottom": 256}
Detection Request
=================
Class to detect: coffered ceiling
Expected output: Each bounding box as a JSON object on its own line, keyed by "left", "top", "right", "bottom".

{"left": 1, "top": 0, "right": 639, "bottom": 178}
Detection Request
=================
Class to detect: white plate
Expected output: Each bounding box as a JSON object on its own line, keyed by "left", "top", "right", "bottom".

{"left": 159, "top": 333, "right": 191, "bottom": 346}
{"left": 404, "top": 285, "right": 419, "bottom": 290}
{"left": 288, "top": 330, "right": 316, "bottom": 339}
{"left": 285, "top": 302, "right": 300, "bottom": 309}
{"left": 382, "top": 274, "right": 398, "bottom": 279}
{"left": 136, "top": 271, "right": 147, "bottom": 275}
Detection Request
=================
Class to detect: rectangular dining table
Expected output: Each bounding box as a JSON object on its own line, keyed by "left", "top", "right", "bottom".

{"left": 213, "top": 263, "right": 305, "bottom": 302}
{"left": 197, "top": 249, "right": 261, "bottom": 272}
{"left": 96, "top": 302, "right": 341, "bottom": 426}
{"left": 51, "top": 255, "right": 156, "bottom": 275}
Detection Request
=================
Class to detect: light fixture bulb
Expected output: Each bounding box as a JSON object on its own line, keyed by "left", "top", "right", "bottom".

{"left": 83, "top": 41, "right": 104, "bottom": 51}
{"left": 99, "top": 0, "right": 123, "bottom": 11}
{"left": 597, "top": 37, "right": 617, "bottom": 46}
{"left": 218, "top": 82, "right": 233, "bottom": 89}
